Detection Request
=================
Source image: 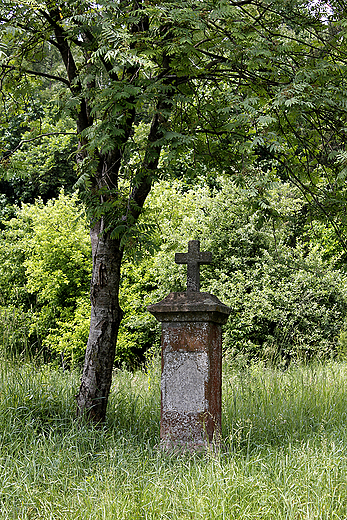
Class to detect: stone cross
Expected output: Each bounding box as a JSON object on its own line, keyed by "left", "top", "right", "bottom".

{"left": 148, "top": 239, "right": 231, "bottom": 452}
{"left": 175, "top": 240, "right": 212, "bottom": 292}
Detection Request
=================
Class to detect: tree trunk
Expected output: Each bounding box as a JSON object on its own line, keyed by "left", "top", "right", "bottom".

{"left": 75, "top": 71, "right": 173, "bottom": 423}
{"left": 76, "top": 218, "right": 124, "bottom": 422}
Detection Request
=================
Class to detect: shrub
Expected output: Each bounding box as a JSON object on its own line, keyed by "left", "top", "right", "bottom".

{"left": 132, "top": 177, "right": 347, "bottom": 363}
{"left": 0, "top": 191, "right": 91, "bottom": 364}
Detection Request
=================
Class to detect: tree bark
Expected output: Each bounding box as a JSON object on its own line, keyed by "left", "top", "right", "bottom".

{"left": 76, "top": 218, "right": 124, "bottom": 422}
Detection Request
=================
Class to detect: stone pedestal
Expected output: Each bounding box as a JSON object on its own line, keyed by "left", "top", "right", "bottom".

{"left": 148, "top": 291, "right": 230, "bottom": 450}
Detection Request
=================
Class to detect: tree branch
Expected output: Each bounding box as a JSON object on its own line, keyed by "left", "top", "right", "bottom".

{"left": 1, "top": 64, "right": 70, "bottom": 86}
{"left": 1, "top": 132, "right": 77, "bottom": 160}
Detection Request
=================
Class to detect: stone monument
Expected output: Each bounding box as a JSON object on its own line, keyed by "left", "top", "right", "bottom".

{"left": 148, "top": 240, "right": 231, "bottom": 451}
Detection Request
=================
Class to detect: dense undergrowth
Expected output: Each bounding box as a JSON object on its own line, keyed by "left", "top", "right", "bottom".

{"left": 2, "top": 181, "right": 347, "bottom": 369}
{"left": 1, "top": 357, "right": 347, "bottom": 518}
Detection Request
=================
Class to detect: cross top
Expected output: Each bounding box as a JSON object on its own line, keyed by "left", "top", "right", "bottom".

{"left": 175, "top": 240, "right": 212, "bottom": 292}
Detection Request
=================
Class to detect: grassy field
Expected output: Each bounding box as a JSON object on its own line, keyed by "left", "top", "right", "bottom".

{"left": 1, "top": 358, "right": 347, "bottom": 519}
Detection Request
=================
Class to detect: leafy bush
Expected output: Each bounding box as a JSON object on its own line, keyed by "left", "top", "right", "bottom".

{"left": 132, "top": 177, "right": 347, "bottom": 363}
{"left": 0, "top": 177, "right": 346, "bottom": 367}
{"left": 118, "top": 259, "right": 161, "bottom": 367}
{"left": 0, "top": 191, "right": 91, "bottom": 364}
{"left": 43, "top": 296, "right": 91, "bottom": 367}
{"left": 219, "top": 248, "right": 347, "bottom": 363}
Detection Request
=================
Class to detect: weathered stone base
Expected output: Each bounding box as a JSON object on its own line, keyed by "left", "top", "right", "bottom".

{"left": 160, "top": 321, "right": 222, "bottom": 447}
{"left": 161, "top": 410, "right": 210, "bottom": 443}
{"left": 160, "top": 411, "right": 221, "bottom": 453}
{"left": 148, "top": 291, "right": 230, "bottom": 452}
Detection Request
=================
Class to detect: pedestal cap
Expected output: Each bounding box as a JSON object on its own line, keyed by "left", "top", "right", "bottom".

{"left": 147, "top": 291, "right": 231, "bottom": 324}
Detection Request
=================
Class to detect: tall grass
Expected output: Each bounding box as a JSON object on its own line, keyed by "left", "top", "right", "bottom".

{"left": 0, "top": 307, "right": 44, "bottom": 362}
{"left": 1, "top": 358, "right": 347, "bottom": 518}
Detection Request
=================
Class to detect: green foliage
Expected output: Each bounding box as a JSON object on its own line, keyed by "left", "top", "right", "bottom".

{"left": 0, "top": 59, "right": 78, "bottom": 204}
{"left": 43, "top": 296, "right": 91, "bottom": 367}
{"left": 1, "top": 117, "right": 78, "bottom": 204}
{"left": 118, "top": 259, "right": 160, "bottom": 367}
{"left": 0, "top": 192, "right": 91, "bottom": 364}
{"left": 0, "top": 174, "right": 345, "bottom": 368}
{"left": 127, "top": 177, "right": 347, "bottom": 363}
{"left": 1, "top": 0, "right": 347, "bottom": 372}
{"left": 22, "top": 192, "right": 91, "bottom": 308}
{"left": 221, "top": 248, "right": 347, "bottom": 363}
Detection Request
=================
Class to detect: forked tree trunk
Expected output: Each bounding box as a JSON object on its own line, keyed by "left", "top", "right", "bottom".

{"left": 38, "top": 5, "right": 170, "bottom": 424}
{"left": 76, "top": 219, "right": 124, "bottom": 422}
{"left": 75, "top": 77, "right": 172, "bottom": 423}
